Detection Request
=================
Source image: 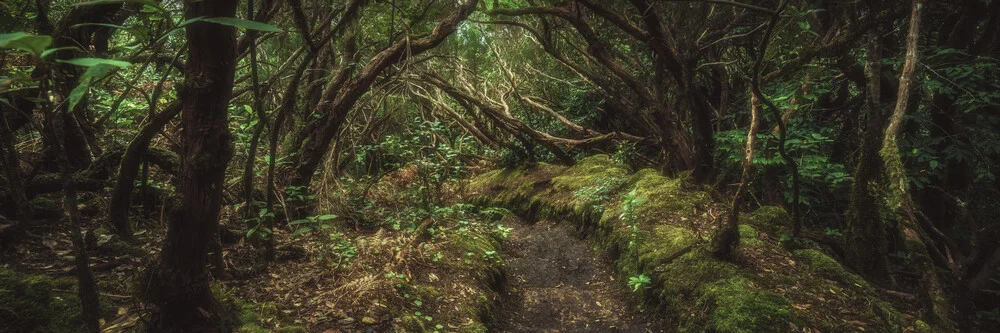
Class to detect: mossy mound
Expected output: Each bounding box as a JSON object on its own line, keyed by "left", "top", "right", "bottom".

{"left": 793, "top": 249, "right": 870, "bottom": 289}
{"left": 0, "top": 267, "right": 116, "bottom": 333}
{"left": 467, "top": 155, "right": 914, "bottom": 332}
{"left": 697, "top": 277, "right": 801, "bottom": 333}
{"left": 0, "top": 267, "right": 54, "bottom": 332}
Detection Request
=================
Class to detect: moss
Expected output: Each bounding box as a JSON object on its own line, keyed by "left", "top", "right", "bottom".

{"left": 793, "top": 249, "right": 870, "bottom": 289}
{"left": 458, "top": 322, "right": 488, "bottom": 333}
{"left": 739, "top": 206, "right": 791, "bottom": 237}
{"left": 739, "top": 224, "right": 763, "bottom": 246}
{"left": 626, "top": 168, "right": 709, "bottom": 219}
{"left": 656, "top": 249, "right": 742, "bottom": 310}
{"left": 213, "top": 283, "right": 280, "bottom": 333}
{"left": 411, "top": 284, "right": 442, "bottom": 300}
{"left": 914, "top": 320, "right": 932, "bottom": 333}
{"left": 698, "top": 277, "right": 801, "bottom": 333}
{"left": 626, "top": 224, "right": 696, "bottom": 275}
{"left": 0, "top": 267, "right": 54, "bottom": 332}
{"left": 400, "top": 314, "right": 426, "bottom": 332}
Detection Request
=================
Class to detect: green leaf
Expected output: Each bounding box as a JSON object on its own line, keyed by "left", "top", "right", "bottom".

{"left": 0, "top": 32, "right": 52, "bottom": 55}
{"left": 67, "top": 64, "right": 116, "bottom": 113}
{"left": 291, "top": 226, "right": 313, "bottom": 237}
{"left": 289, "top": 219, "right": 312, "bottom": 225}
{"left": 71, "top": 23, "right": 128, "bottom": 30}
{"left": 318, "top": 214, "right": 337, "bottom": 221}
{"left": 39, "top": 46, "right": 81, "bottom": 59}
{"left": 198, "top": 17, "right": 283, "bottom": 32}
{"left": 71, "top": 0, "right": 165, "bottom": 12}
{"left": 58, "top": 57, "right": 131, "bottom": 68}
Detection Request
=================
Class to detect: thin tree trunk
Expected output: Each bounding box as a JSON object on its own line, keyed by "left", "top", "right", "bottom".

{"left": 145, "top": 0, "right": 238, "bottom": 331}
{"left": 108, "top": 101, "right": 181, "bottom": 241}
{"left": 42, "top": 86, "right": 101, "bottom": 333}
{"left": 714, "top": 1, "right": 784, "bottom": 259}
{"left": 0, "top": 112, "right": 31, "bottom": 220}
{"left": 712, "top": 94, "right": 760, "bottom": 259}
{"left": 880, "top": 0, "right": 955, "bottom": 329}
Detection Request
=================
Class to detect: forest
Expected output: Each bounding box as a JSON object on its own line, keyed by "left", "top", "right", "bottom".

{"left": 0, "top": 0, "right": 998, "bottom": 332}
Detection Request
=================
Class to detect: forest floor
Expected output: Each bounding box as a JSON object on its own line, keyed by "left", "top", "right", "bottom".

{"left": 496, "top": 218, "right": 665, "bottom": 332}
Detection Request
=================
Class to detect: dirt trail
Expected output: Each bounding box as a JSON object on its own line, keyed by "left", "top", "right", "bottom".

{"left": 496, "top": 219, "right": 666, "bottom": 332}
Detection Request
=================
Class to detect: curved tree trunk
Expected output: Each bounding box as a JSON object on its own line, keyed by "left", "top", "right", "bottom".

{"left": 145, "top": 0, "right": 238, "bottom": 331}
{"left": 880, "top": 0, "right": 955, "bottom": 329}
{"left": 108, "top": 101, "right": 181, "bottom": 241}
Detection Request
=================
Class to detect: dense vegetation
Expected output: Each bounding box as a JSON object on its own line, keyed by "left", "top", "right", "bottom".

{"left": 1, "top": 0, "right": 998, "bottom": 332}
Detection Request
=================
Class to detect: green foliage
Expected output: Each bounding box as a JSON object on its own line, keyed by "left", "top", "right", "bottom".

{"left": 0, "top": 32, "right": 52, "bottom": 55}
{"left": 619, "top": 188, "right": 647, "bottom": 248}
{"left": 289, "top": 213, "right": 337, "bottom": 237}
{"left": 197, "top": 17, "right": 283, "bottom": 32}
{"left": 627, "top": 274, "right": 652, "bottom": 292}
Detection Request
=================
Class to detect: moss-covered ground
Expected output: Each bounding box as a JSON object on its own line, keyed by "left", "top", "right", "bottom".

{"left": 467, "top": 155, "right": 925, "bottom": 332}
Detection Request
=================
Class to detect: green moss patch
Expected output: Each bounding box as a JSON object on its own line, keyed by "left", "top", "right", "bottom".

{"left": 793, "top": 249, "right": 869, "bottom": 289}
{"left": 466, "top": 156, "right": 916, "bottom": 332}
{"left": 698, "top": 277, "right": 800, "bottom": 333}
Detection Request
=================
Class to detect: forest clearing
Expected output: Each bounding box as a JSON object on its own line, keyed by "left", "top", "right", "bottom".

{"left": 1, "top": 0, "right": 999, "bottom": 332}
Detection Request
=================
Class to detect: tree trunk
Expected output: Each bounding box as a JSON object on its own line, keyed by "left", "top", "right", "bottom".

{"left": 713, "top": 94, "right": 759, "bottom": 260}
{"left": 108, "top": 102, "right": 181, "bottom": 241}
{"left": 0, "top": 111, "right": 31, "bottom": 220}
{"left": 844, "top": 32, "right": 893, "bottom": 285}
{"left": 41, "top": 81, "right": 102, "bottom": 333}
{"left": 145, "top": 0, "right": 238, "bottom": 331}
{"left": 880, "top": 0, "right": 955, "bottom": 329}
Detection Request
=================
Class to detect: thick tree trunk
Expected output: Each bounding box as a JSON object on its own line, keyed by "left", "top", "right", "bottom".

{"left": 145, "top": 0, "right": 238, "bottom": 331}
{"left": 844, "top": 32, "right": 893, "bottom": 285}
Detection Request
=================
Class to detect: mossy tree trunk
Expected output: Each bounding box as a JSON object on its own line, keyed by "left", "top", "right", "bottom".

{"left": 145, "top": 0, "right": 238, "bottom": 331}
{"left": 844, "top": 31, "right": 893, "bottom": 286}
{"left": 713, "top": 1, "right": 784, "bottom": 259}
{"left": 880, "top": 0, "right": 955, "bottom": 329}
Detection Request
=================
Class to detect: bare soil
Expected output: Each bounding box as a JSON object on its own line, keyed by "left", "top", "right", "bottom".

{"left": 496, "top": 219, "right": 667, "bottom": 333}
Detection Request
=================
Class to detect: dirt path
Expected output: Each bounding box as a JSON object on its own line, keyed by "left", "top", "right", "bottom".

{"left": 496, "top": 219, "right": 666, "bottom": 332}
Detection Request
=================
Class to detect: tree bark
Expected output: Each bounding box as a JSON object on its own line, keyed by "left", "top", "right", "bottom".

{"left": 290, "top": 0, "right": 479, "bottom": 188}
{"left": 880, "top": 0, "right": 955, "bottom": 329}
{"left": 145, "top": 0, "right": 238, "bottom": 331}
{"left": 108, "top": 102, "right": 182, "bottom": 241}
{"left": 844, "top": 32, "right": 893, "bottom": 285}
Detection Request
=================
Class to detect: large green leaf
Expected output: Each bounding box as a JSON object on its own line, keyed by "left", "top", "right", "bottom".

{"left": 39, "top": 47, "right": 81, "bottom": 59}
{"left": 67, "top": 64, "right": 116, "bottom": 113}
{"left": 198, "top": 17, "right": 283, "bottom": 32}
{"left": 0, "top": 32, "right": 52, "bottom": 55}
{"left": 71, "top": 0, "right": 165, "bottom": 12}
{"left": 58, "top": 57, "right": 132, "bottom": 68}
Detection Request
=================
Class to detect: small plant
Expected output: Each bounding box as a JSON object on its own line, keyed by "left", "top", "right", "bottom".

{"left": 620, "top": 189, "right": 647, "bottom": 248}
{"left": 575, "top": 177, "right": 626, "bottom": 210}
{"left": 290, "top": 214, "right": 337, "bottom": 237}
{"left": 284, "top": 185, "right": 315, "bottom": 203}
{"left": 245, "top": 205, "right": 274, "bottom": 240}
{"left": 628, "top": 274, "right": 652, "bottom": 292}
{"left": 824, "top": 227, "right": 843, "bottom": 237}
{"left": 612, "top": 141, "right": 638, "bottom": 170}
